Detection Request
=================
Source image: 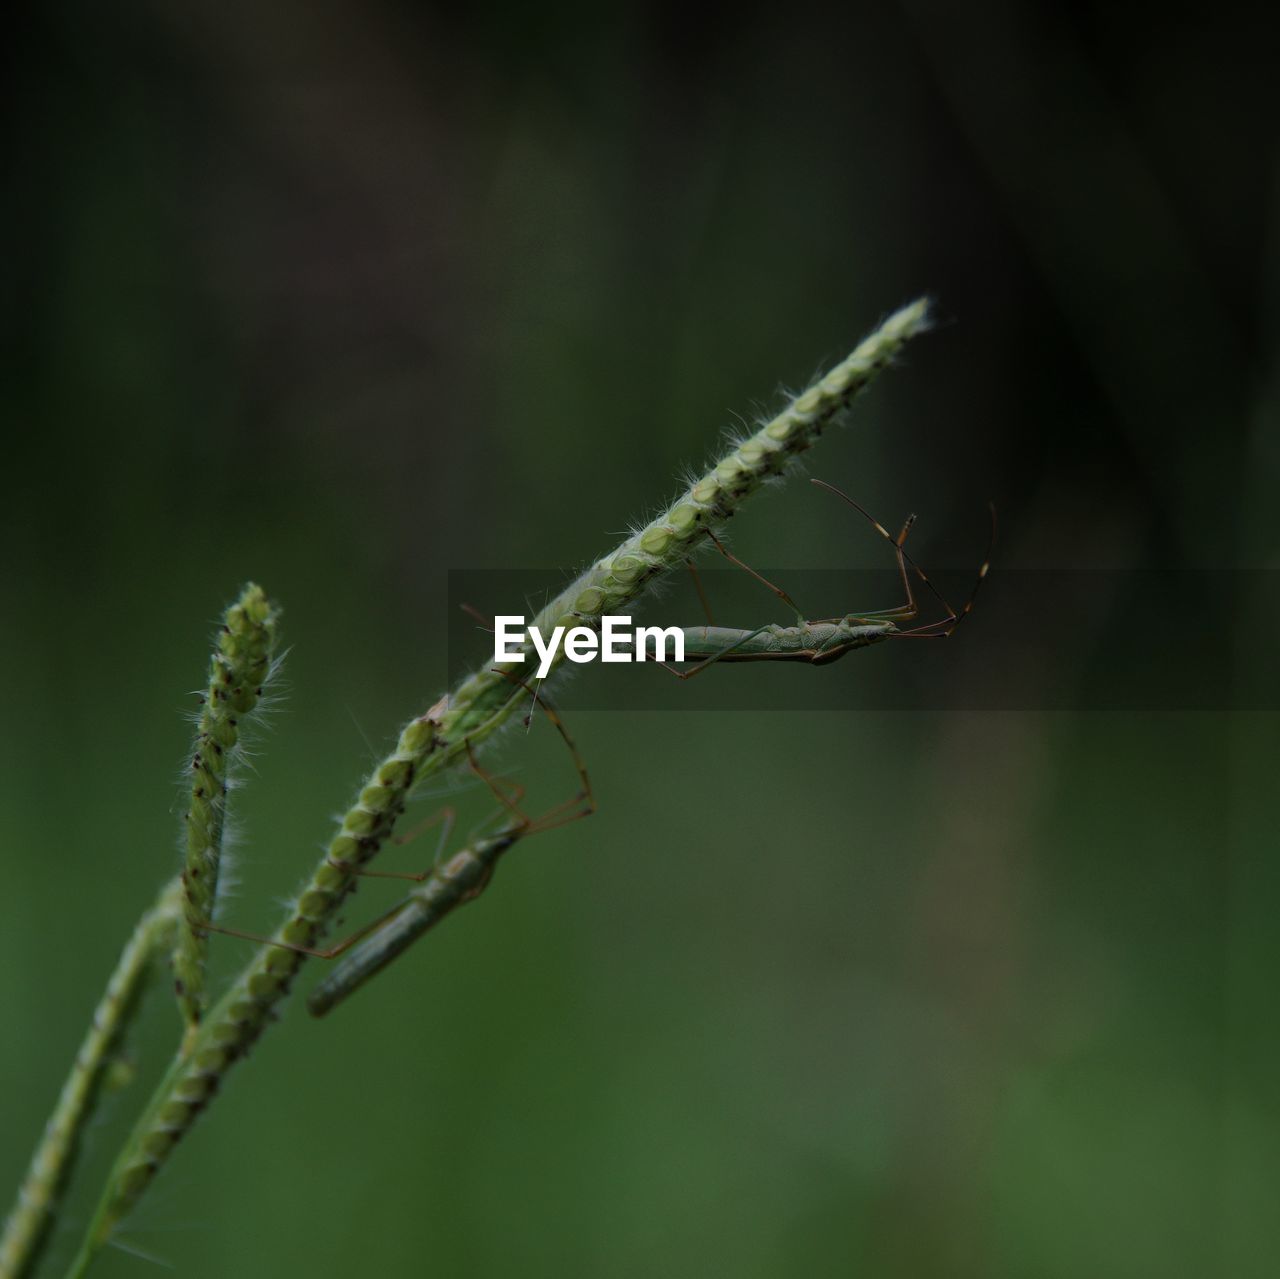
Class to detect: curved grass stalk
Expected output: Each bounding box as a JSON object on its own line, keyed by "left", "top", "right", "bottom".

{"left": 173, "top": 584, "right": 280, "bottom": 1043}
{"left": 0, "top": 879, "right": 183, "bottom": 1279}
{"left": 58, "top": 297, "right": 931, "bottom": 1276}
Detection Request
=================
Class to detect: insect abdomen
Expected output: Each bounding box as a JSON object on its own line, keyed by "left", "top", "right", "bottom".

{"left": 308, "top": 839, "right": 509, "bottom": 1016}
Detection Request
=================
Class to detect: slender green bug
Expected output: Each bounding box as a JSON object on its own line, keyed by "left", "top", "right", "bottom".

{"left": 198, "top": 685, "right": 594, "bottom": 1015}
{"left": 638, "top": 478, "right": 993, "bottom": 678}
{"left": 306, "top": 696, "right": 593, "bottom": 1016}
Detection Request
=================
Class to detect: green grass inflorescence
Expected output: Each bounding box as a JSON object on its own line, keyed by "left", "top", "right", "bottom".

{"left": 173, "top": 584, "right": 281, "bottom": 1042}
{"left": 7, "top": 299, "right": 931, "bottom": 1279}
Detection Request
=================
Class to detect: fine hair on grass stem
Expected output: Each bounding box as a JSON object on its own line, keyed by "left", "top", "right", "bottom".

{"left": 172, "top": 584, "right": 281, "bottom": 1048}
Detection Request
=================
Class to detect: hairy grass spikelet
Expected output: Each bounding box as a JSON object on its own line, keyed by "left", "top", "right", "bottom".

{"left": 172, "top": 584, "right": 280, "bottom": 1041}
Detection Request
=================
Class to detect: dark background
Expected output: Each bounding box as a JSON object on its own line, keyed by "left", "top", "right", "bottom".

{"left": 3, "top": 2, "right": 1277, "bottom": 1276}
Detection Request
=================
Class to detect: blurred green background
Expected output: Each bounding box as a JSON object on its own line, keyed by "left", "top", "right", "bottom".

{"left": 3, "top": 2, "right": 1277, "bottom": 1276}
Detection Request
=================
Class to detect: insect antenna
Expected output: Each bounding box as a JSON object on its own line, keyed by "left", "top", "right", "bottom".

{"left": 890, "top": 502, "right": 995, "bottom": 639}
{"left": 459, "top": 602, "right": 496, "bottom": 632}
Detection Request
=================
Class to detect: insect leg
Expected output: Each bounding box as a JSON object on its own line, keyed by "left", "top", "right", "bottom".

{"left": 490, "top": 674, "right": 596, "bottom": 831}
{"left": 704, "top": 529, "right": 807, "bottom": 623}
{"left": 356, "top": 806, "right": 460, "bottom": 883}
{"left": 686, "top": 557, "right": 715, "bottom": 635}
{"left": 198, "top": 898, "right": 417, "bottom": 961}
{"left": 808, "top": 478, "right": 924, "bottom": 623}
{"left": 465, "top": 737, "right": 532, "bottom": 825}
{"left": 658, "top": 622, "right": 778, "bottom": 680}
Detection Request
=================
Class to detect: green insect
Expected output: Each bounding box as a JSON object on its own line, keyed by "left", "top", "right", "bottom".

{"left": 206, "top": 482, "right": 989, "bottom": 1015}
{"left": 306, "top": 698, "right": 593, "bottom": 1017}
{"left": 198, "top": 686, "right": 594, "bottom": 1016}
{"left": 643, "top": 478, "right": 992, "bottom": 678}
